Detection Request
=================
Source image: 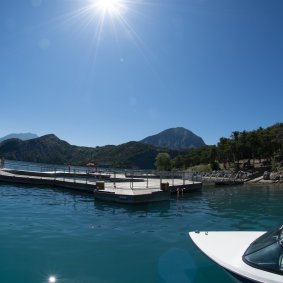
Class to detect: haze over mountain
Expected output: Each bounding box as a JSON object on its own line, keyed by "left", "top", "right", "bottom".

{"left": 140, "top": 127, "right": 206, "bottom": 149}
{"left": 0, "top": 133, "right": 38, "bottom": 142}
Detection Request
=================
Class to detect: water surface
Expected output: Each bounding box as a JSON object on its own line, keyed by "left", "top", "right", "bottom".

{"left": 1, "top": 182, "right": 283, "bottom": 283}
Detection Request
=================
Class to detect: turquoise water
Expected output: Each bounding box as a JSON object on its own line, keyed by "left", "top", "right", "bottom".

{"left": 1, "top": 182, "right": 283, "bottom": 283}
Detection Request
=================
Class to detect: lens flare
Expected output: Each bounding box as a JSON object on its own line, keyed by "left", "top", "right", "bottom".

{"left": 55, "top": 0, "right": 150, "bottom": 64}
{"left": 92, "top": 0, "right": 127, "bottom": 16}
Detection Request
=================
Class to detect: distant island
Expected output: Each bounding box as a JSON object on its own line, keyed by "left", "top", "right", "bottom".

{"left": 0, "top": 124, "right": 282, "bottom": 171}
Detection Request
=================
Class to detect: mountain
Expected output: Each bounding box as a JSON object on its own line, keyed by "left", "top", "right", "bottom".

{"left": 0, "top": 134, "right": 181, "bottom": 169}
{"left": 0, "top": 134, "right": 73, "bottom": 164}
{"left": 0, "top": 133, "right": 38, "bottom": 142}
{"left": 140, "top": 127, "right": 206, "bottom": 149}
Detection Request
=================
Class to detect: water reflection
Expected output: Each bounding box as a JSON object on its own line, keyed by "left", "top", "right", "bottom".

{"left": 94, "top": 198, "right": 171, "bottom": 215}
{"left": 48, "top": 276, "right": 56, "bottom": 283}
{"left": 159, "top": 248, "right": 197, "bottom": 283}
{"left": 2, "top": 180, "right": 283, "bottom": 283}
{"left": 202, "top": 184, "right": 283, "bottom": 230}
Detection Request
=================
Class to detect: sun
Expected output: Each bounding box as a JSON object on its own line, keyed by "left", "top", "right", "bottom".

{"left": 91, "top": 0, "right": 127, "bottom": 16}
{"left": 63, "top": 0, "right": 146, "bottom": 63}
{"left": 48, "top": 276, "right": 56, "bottom": 283}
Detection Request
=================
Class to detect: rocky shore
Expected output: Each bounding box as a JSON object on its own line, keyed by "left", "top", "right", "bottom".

{"left": 201, "top": 169, "right": 283, "bottom": 185}
{"left": 255, "top": 171, "right": 283, "bottom": 184}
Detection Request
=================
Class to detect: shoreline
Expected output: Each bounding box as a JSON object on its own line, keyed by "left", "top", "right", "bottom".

{"left": 252, "top": 179, "right": 283, "bottom": 185}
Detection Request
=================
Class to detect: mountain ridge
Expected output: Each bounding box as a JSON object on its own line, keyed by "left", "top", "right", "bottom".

{"left": 0, "top": 133, "right": 183, "bottom": 169}
{"left": 0, "top": 133, "right": 38, "bottom": 142}
{"left": 140, "top": 127, "right": 206, "bottom": 149}
{"left": 0, "top": 127, "right": 206, "bottom": 168}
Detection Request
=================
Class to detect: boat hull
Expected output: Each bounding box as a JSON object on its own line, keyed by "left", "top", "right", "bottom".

{"left": 189, "top": 231, "right": 283, "bottom": 283}
{"left": 225, "top": 269, "right": 262, "bottom": 283}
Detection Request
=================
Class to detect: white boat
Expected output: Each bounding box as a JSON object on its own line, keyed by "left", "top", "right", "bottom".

{"left": 189, "top": 225, "right": 283, "bottom": 283}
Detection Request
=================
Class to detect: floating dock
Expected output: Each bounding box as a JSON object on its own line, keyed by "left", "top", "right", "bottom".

{"left": 93, "top": 177, "right": 202, "bottom": 203}
{"left": 0, "top": 169, "right": 95, "bottom": 193}
{"left": 0, "top": 168, "right": 202, "bottom": 204}
{"left": 3, "top": 168, "right": 111, "bottom": 180}
{"left": 93, "top": 188, "right": 170, "bottom": 204}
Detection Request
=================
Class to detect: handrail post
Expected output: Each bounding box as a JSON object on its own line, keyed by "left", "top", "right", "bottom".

{"left": 146, "top": 173, "right": 148, "bottom": 188}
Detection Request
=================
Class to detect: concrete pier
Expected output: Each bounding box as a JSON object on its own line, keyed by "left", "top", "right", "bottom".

{"left": 93, "top": 176, "right": 202, "bottom": 203}
{"left": 0, "top": 169, "right": 95, "bottom": 193}
{"left": 3, "top": 168, "right": 111, "bottom": 180}
{"left": 0, "top": 168, "right": 202, "bottom": 204}
{"left": 93, "top": 189, "right": 170, "bottom": 204}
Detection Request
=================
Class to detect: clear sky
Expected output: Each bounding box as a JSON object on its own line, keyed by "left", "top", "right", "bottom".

{"left": 1, "top": 0, "right": 282, "bottom": 147}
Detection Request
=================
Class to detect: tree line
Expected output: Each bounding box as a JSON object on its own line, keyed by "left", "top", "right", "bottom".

{"left": 155, "top": 123, "right": 283, "bottom": 171}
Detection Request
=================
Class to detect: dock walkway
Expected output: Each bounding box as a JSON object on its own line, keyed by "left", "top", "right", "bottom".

{"left": 0, "top": 168, "right": 202, "bottom": 203}
{"left": 98, "top": 177, "right": 202, "bottom": 195}
{"left": 0, "top": 169, "right": 96, "bottom": 193}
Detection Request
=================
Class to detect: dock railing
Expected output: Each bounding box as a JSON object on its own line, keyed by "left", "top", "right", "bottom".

{"left": 1, "top": 161, "right": 202, "bottom": 191}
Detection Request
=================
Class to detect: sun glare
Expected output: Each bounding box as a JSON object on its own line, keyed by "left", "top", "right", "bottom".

{"left": 92, "top": 0, "right": 126, "bottom": 16}
{"left": 48, "top": 276, "right": 56, "bottom": 283}
{"left": 62, "top": 0, "right": 147, "bottom": 63}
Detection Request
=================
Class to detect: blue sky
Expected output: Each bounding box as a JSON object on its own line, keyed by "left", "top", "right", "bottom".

{"left": 1, "top": 0, "right": 282, "bottom": 147}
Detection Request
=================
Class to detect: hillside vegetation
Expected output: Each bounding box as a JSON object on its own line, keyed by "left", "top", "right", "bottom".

{"left": 0, "top": 123, "right": 282, "bottom": 170}
{"left": 170, "top": 123, "right": 283, "bottom": 170}
{"left": 0, "top": 134, "right": 182, "bottom": 169}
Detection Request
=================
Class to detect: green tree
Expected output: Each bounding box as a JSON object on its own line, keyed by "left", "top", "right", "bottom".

{"left": 171, "top": 155, "right": 184, "bottom": 169}
{"left": 210, "top": 161, "right": 220, "bottom": 171}
{"left": 155, "top": 153, "right": 171, "bottom": 171}
{"left": 217, "top": 137, "right": 232, "bottom": 167}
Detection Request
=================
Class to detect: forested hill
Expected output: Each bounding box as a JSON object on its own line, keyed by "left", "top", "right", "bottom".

{"left": 0, "top": 134, "right": 182, "bottom": 169}
{"left": 170, "top": 123, "right": 283, "bottom": 169}
{"left": 1, "top": 123, "right": 282, "bottom": 170}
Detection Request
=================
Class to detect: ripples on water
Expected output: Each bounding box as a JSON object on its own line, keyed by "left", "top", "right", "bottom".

{"left": 1, "top": 183, "right": 283, "bottom": 283}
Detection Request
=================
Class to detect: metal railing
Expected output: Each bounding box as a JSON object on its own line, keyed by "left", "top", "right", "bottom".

{"left": 1, "top": 160, "right": 203, "bottom": 190}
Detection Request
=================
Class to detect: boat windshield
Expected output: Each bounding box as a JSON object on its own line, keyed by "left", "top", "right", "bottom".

{"left": 243, "top": 225, "right": 283, "bottom": 275}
